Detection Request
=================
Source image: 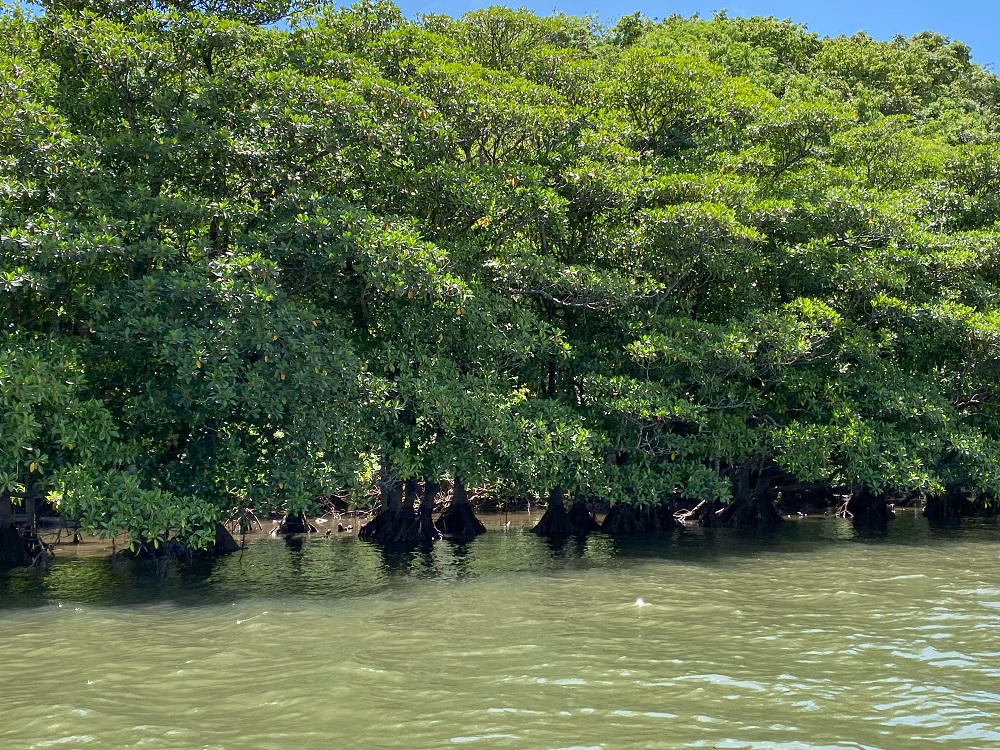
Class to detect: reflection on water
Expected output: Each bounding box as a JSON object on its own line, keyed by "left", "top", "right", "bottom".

{"left": 0, "top": 514, "right": 998, "bottom": 750}
{"left": 4, "top": 512, "right": 993, "bottom": 608}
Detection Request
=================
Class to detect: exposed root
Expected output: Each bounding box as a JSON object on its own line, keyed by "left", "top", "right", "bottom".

{"left": 51, "top": 522, "right": 82, "bottom": 545}
{"left": 225, "top": 505, "right": 262, "bottom": 535}
{"left": 674, "top": 500, "right": 709, "bottom": 525}
{"left": 30, "top": 548, "right": 54, "bottom": 568}
{"left": 675, "top": 500, "right": 724, "bottom": 527}
{"left": 26, "top": 530, "right": 54, "bottom": 568}
{"left": 646, "top": 503, "right": 682, "bottom": 532}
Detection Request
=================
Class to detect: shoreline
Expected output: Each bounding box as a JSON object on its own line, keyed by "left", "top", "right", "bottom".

{"left": 15, "top": 505, "right": 968, "bottom": 564}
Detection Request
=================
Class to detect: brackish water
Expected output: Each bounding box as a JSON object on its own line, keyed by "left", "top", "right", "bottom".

{"left": 1, "top": 513, "right": 998, "bottom": 750}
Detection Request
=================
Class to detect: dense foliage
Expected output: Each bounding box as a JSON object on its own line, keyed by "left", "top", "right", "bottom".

{"left": 3, "top": 1, "right": 999, "bottom": 549}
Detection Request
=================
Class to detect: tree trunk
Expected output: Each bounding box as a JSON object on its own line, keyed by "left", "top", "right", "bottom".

{"left": 775, "top": 483, "right": 838, "bottom": 514}
{"left": 924, "top": 484, "right": 966, "bottom": 522}
{"left": 359, "top": 471, "right": 419, "bottom": 544}
{"left": 275, "top": 512, "right": 317, "bottom": 535}
{"left": 603, "top": 502, "right": 643, "bottom": 534}
{"left": 0, "top": 490, "right": 12, "bottom": 526}
{"left": 385, "top": 475, "right": 403, "bottom": 514}
{"left": 644, "top": 502, "right": 682, "bottom": 532}
{"left": 699, "top": 500, "right": 720, "bottom": 527}
{"left": 532, "top": 486, "right": 579, "bottom": 537}
{"left": 0, "top": 522, "right": 31, "bottom": 566}
{"left": 0, "top": 491, "right": 32, "bottom": 566}
{"left": 602, "top": 502, "right": 680, "bottom": 534}
{"left": 846, "top": 486, "right": 895, "bottom": 526}
{"left": 435, "top": 477, "right": 486, "bottom": 541}
{"left": 419, "top": 481, "right": 441, "bottom": 543}
{"left": 24, "top": 475, "right": 38, "bottom": 531}
{"left": 716, "top": 462, "right": 784, "bottom": 526}
{"left": 213, "top": 522, "right": 241, "bottom": 553}
{"left": 715, "top": 495, "right": 784, "bottom": 526}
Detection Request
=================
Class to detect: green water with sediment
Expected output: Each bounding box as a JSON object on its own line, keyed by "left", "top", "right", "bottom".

{"left": 1, "top": 514, "right": 998, "bottom": 750}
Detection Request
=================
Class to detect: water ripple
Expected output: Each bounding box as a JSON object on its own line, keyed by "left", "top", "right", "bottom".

{"left": 0, "top": 517, "right": 997, "bottom": 750}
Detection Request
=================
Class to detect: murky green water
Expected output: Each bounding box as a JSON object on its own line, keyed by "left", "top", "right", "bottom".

{"left": 1, "top": 513, "right": 998, "bottom": 750}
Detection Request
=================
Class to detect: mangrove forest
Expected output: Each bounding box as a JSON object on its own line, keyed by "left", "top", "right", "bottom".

{"left": 2, "top": 0, "right": 1000, "bottom": 560}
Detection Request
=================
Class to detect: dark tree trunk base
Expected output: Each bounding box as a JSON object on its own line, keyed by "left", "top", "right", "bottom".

{"left": 358, "top": 507, "right": 420, "bottom": 545}
{"left": 436, "top": 478, "right": 486, "bottom": 542}
{"left": 602, "top": 503, "right": 680, "bottom": 534}
{"left": 645, "top": 503, "right": 682, "bottom": 532}
{"left": 715, "top": 461, "right": 786, "bottom": 527}
{"left": 775, "top": 485, "right": 839, "bottom": 515}
{"left": 924, "top": 486, "right": 997, "bottom": 522}
{"left": 602, "top": 503, "right": 644, "bottom": 534}
{"left": 0, "top": 522, "right": 31, "bottom": 566}
{"left": 214, "top": 522, "right": 242, "bottom": 553}
{"left": 567, "top": 499, "right": 601, "bottom": 533}
{"left": 435, "top": 500, "right": 486, "bottom": 541}
{"left": 716, "top": 496, "right": 784, "bottom": 526}
{"left": 532, "top": 487, "right": 585, "bottom": 538}
{"left": 699, "top": 501, "right": 720, "bottom": 528}
{"left": 924, "top": 496, "right": 957, "bottom": 523}
{"left": 273, "top": 513, "right": 318, "bottom": 535}
{"left": 532, "top": 504, "right": 575, "bottom": 538}
{"left": 418, "top": 517, "right": 441, "bottom": 544}
{"left": 844, "top": 488, "right": 895, "bottom": 526}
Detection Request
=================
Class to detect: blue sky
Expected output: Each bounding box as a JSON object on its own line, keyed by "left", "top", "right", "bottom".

{"left": 14, "top": 1, "right": 998, "bottom": 66}
{"left": 395, "top": 0, "right": 999, "bottom": 67}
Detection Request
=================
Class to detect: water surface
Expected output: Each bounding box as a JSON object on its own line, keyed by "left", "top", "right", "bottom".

{"left": 1, "top": 513, "right": 998, "bottom": 750}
